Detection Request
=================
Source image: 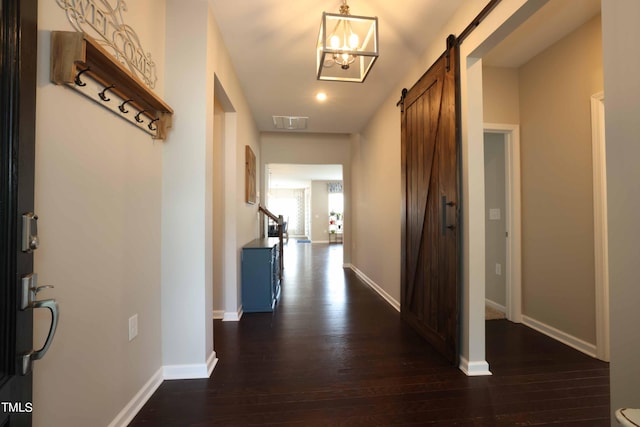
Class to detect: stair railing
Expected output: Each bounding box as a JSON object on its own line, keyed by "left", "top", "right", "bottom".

{"left": 258, "top": 204, "right": 284, "bottom": 280}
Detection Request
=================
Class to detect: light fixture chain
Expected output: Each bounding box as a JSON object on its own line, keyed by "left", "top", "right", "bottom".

{"left": 339, "top": 0, "right": 350, "bottom": 15}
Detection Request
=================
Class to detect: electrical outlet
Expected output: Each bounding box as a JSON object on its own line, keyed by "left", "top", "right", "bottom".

{"left": 128, "top": 314, "right": 138, "bottom": 341}
{"left": 495, "top": 263, "right": 502, "bottom": 276}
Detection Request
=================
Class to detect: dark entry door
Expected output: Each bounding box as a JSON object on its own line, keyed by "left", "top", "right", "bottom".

{"left": 400, "top": 38, "right": 459, "bottom": 364}
{"left": 1, "top": 0, "right": 38, "bottom": 425}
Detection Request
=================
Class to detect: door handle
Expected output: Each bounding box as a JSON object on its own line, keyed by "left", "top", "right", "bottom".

{"left": 21, "top": 273, "right": 54, "bottom": 309}
{"left": 442, "top": 195, "right": 456, "bottom": 235}
{"left": 21, "top": 298, "right": 59, "bottom": 375}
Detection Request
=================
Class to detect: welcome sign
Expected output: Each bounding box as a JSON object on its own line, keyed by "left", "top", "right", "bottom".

{"left": 55, "top": 0, "right": 158, "bottom": 89}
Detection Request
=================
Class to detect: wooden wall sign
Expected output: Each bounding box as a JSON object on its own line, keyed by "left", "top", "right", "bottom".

{"left": 55, "top": 0, "right": 158, "bottom": 89}
{"left": 50, "top": 31, "right": 173, "bottom": 140}
{"left": 245, "top": 146, "right": 257, "bottom": 204}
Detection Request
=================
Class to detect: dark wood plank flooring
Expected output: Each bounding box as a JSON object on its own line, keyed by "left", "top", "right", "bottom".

{"left": 131, "top": 243, "right": 609, "bottom": 426}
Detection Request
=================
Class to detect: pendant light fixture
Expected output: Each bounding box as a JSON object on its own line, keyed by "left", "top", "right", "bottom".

{"left": 316, "top": 0, "right": 379, "bottom": 82}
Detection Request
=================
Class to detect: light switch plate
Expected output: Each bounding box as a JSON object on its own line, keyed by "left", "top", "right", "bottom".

{"left": 489, "top": 208, "right": 501, "bottom": 220}
{"left": 128, "top": 314, "right": 138, "bottom": 341}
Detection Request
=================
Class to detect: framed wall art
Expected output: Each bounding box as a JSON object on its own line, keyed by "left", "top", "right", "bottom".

{"left": 245, "top": 145, "right": 256, "bottom": 204}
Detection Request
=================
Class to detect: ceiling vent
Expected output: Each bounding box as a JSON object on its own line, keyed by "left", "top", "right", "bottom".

{"left": 272, "top": 116, "right": 308, "bottom": 130}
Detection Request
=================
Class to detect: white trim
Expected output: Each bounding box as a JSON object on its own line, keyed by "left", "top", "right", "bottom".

{"left": 206, "top": 350, "right": 219, "bottom": 377}
{"left": 222, "top": 108, "right": 239, "bottom": 325}
{"left": 311, "top": 240, "right": 329, "bottom": 244}
{"left": 522, "top": 315, "right": 596, "bottom": 358}
{"left": 222, "top": 307, "right": 243, "bottom": 322}
{"left": 348, "top": 265, "right": 400, "bottom": 312}
{"left": 591, "top": 92, "right": 610, "bottom": 362}
{"left": 484, "top": 124, "right": 522, "bottom": 324}
{"left": 107, "top": 367, "right": 163, "bottom": 427}
{"left": 460, "top": 0, "right": 547, "bottom": 382}
{"left": 485, "top": 298, "right": 506, "bottom": 313}
{"left": 459, "top": 356, "right": 492, "bottom": 376}
{"left": 213, "top": 310, "right": 225, "bottom": 320}
{"left": 163, "top": 351, "right": 219, "bottom": 380}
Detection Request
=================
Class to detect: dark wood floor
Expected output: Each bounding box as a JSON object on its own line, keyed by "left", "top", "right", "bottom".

{"left": 131, "top": 243, "right": 610, "bottom": 426}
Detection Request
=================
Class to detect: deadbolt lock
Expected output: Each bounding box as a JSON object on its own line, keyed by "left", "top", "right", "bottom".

{"left": 21, "top": 212, "right": 39, "bottom": 252}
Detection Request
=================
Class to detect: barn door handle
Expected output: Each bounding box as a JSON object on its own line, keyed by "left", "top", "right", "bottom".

{"left": 21, "top": 298, "right": 59, "bottom": 375}
{"left": 442, "top": 196, "right": 456, "bottom": 235}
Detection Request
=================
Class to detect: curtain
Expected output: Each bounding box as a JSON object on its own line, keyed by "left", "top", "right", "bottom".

{"left": 327, "top": 182, "right": 343, "bottom": 193}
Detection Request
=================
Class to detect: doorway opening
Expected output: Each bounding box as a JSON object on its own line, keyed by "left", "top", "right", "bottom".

{"left": 483, "top": 125, "right": 522, "bottom": 324}
{"left": 266, "top": 164, "right": 343, "bottom": 244}
{"left": 213, "top": 75, "right": 240, "bottom": 322}
{"left": 473, "top": 0, "right": 604, "bottom": 370}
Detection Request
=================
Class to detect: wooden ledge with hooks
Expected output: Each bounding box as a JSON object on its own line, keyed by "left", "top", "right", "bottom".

{"left": 50, "top": 31, "right": 173, "bottom": 140}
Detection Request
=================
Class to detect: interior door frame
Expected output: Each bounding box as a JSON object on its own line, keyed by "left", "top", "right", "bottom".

{"left": 483, "top": 123, "right": 522, "bottom": 323}
{"left": 1, "top": 0, "right": 38, "bottom": 424}
{"left": 590, "top": 92, "right": 610, "bottom": 362}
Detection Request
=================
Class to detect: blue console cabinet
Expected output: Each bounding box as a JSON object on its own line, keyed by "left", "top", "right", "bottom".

{"left": 241, "top": 238, "right": 281, "bottom": 313}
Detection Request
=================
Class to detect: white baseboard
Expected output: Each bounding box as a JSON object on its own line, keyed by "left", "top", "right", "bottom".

{"left": 312, "top": 240, "right": 329, "bottom": 244}
{"left": 107, "top": 367, "right": 163, "bottom": 427}
{"left": 108, "top": 353, "right": 219, "bottom": 425}
{"left": 485, "top": 298, "right": 506, "bottom": 313}
{"left": 459, "top": 356, "right": 492, "bottom": 376}
{"left": 163, "top": 351, "right": 218, "bottom": 380}
{"left": 206, "top": 350, "right": 219, "bottom": 377}
{"left": 348, "top": 265, "right": 400, "bottom": 312}
{"left": 222, "top": 307, "right": 243, "bottom": 322}
{"left": 522, "top": 315, "right": 596, "bottom": 358}
{"left": 213, "top": 310, "right": 225, "bottom": 320}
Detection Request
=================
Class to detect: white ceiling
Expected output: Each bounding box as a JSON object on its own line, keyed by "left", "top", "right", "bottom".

{"left": 209, "top": 0, "right": 466, "bottom": 134}
{"left": 211, "top": 0, "right": 601, "bottom": 187}
{"left": 209, "top": 0, "right": 602, "bottom": 134}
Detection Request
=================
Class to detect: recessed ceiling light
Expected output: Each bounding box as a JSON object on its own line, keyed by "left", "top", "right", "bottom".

{"left": 316, "top": 92, "right": 327, "bottom": 102}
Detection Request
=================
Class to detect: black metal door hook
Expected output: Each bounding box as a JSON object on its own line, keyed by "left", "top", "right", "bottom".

{"left": 134, "top": 110, "right": 147, "bottom": 123}
{"left": 74, "top": 67, "right": 90, "bottom": 87}
{"left": 119, "top": 99, "right": 134, "bottom": 113}
{"left": 148, "top": 117, "right": 159, "bottom": 132}
{"left": 98, "top": 84, "right": 116, "bottom": 102}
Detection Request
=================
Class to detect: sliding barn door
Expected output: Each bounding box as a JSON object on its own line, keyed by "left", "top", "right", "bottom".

{"left": 400, "top": 38, "right": 459, "bottom": 364}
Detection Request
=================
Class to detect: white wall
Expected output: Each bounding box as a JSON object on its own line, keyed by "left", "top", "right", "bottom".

{"left": 162, "top": 0, "right": 260, "bottom": 366}
{"left": 209, "top": 18, "right": 262, "bottom": 320}
{"left": 484, "top": 133, "right": 507, "bottom": 308}
{"left": 351, "top": 114, "right": 402, "bottom": 304}
{"left": 34, "top": 1, "right": 166, "bottom": 426}
{"left": 310, "top": 181, "right": 330, "bottom": 242}
{"left": 212, "top": 99, "right": 224, "bottom": 316}
{"left": 602, "top": 0, "right": 640, "bottom": 419}
{"left": 163, "top": 0, "right": 209, "bottom": 369}
{"left": 518, "top": 16, "right": 602, "bottom": 345}
{"left": 482, "top": 66, "right": 520, "bottom": 124}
